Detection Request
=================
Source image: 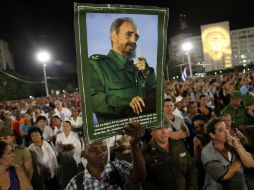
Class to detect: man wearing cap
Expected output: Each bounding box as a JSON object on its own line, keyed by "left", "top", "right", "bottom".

{"left": 50, "top": 113, "right": 63, "bottom": 143}
{"left": 173, "top": 96, "right": 187, "bottom": 119}
{"left": 242, "top": 95, "right": 254, "bottom": 151}
{"left": 244, "top": 94, "right": 254, "bottom": 123}
{"left": 0, "top": 127, "right": 33, "bottom": 181}
{"left": 222, "top": 90, "right": 247, "bottom": 129}
{"left": 142, "top": 119, "right": 198, "bottom": 190}
{"left": 223, "top": 91, "right": 254, "bottom": 149}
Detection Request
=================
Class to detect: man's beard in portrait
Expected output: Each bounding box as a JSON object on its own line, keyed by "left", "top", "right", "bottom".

{"left": 124, "top": 42, "right": 136, "bottom": 59}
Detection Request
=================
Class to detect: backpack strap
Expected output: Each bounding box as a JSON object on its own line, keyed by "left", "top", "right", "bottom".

{"left": 76, "top": 163, "right": 124, "bottom": 190}
{"left": 110, "top": 162, "right": 125, "bottom": 189}
{"left": 75, "top": 171, "right": 84, "bottom": 190}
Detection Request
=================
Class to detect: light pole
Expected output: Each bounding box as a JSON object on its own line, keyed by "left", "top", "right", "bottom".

{"left": 36, "top": 51, "right": 51, "bottom": 96}
{"left": 182, "top": 42, "right": 193, "bottom": 78}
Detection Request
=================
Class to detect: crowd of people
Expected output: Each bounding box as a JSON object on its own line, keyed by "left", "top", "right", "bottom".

{"left": 0, "top": 72, "right": 254, "bottom": 189}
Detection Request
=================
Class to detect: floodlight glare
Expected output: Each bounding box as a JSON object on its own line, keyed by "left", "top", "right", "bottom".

{"left": 36, "top": 51, "right": 51, "bottom": 63}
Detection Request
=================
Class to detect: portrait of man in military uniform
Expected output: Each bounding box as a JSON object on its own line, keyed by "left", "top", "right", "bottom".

{"left": 75, "top": 4, "right": 168, "bottom": 140}
{"left": 88, "top": 17, "right": 157, "bottom": 123}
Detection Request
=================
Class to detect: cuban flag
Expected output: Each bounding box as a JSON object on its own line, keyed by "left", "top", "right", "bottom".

{"left": 181, "top": 64, "right": 189, "bottom": 81}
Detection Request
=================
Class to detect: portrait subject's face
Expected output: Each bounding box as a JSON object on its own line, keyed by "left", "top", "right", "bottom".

{"left": 114, "top": 21, "right": 139, "bottom": 59}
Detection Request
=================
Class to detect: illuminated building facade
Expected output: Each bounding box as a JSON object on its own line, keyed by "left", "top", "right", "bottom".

{"left": 169, "top": 22, "right": 254, "bottom": 73}
{"left": 201, "top": 21, "right": 232, "bottom": 72}
{"left": 231, "top": 27, "right": 254, "bottom": 66}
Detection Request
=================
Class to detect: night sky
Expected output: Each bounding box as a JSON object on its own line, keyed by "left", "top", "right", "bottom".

{"left": 0, "top": 0, "right": 253, "bottom": 78}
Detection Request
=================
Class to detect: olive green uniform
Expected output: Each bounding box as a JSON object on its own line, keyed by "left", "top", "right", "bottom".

{"left": 89, "top": 50, "right": 156, "bottom": 122}
{"left": 142, "top": 138, "right": 198, "bottom": 190}
{"left": 12, "top": 143, "right": 32, "bottom": 177}
{"left": 223, "top": 104, "right": 253, "bottom": 147}
{"left": 222, "top": 104, "right": 247, "bottom": 129}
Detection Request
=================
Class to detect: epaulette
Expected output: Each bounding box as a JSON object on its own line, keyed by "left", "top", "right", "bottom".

{"left": 89, "top": 54, "right": 106, "bottom": 60}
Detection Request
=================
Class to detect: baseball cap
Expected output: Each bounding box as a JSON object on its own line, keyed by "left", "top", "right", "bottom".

{"left": 52, "top": 113, "right": 61, "bottom": 119}
{"left": 0, "top": 127, "right": 14, "bottom": 137}
{"left": 63, "top": 119, "right": 72, "bottom": 126}
{"left": 230, "top": 91, "right": 242, "bottom": 99}
{"left": 243, "top": 95, "right": 254, "bottom": 106}
{"left": 175, "top": 96, "right": 184, "bottom": 103}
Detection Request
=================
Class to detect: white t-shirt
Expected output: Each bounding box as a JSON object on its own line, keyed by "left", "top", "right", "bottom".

{"left": 55, "top": 131, "right": 81, "bottom": 164}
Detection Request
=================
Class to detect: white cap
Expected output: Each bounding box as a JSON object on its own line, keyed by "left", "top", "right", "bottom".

{"left": 52, "top": 113, "right": 61, "bottom": 119}
{"left": 63, "top": 119, "right": 72, "bottom": 125}
{"left": 175, "top": 96, "right": 183, "bottom": 103}
{"left": 164, "top": 94, "right": 172, "bottom": 100}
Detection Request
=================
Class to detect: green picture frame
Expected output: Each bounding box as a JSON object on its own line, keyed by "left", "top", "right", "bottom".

{"left": 74, "top": 3, "right": 169, "bottom": 141}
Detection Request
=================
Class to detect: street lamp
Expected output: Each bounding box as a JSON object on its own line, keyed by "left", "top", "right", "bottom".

{"left": 182, "top": 42, "right": 193, "bottom": 78}
{"left": 36, "top": 51, "right": 51, "bottom": 96}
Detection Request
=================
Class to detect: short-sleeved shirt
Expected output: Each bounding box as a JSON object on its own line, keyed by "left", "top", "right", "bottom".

{"left": 20, "top": 124, "right": 32, "bottom": 134}
{"left": 170, "top": 114, "right": 186, "bottom": 131}
{"left": 65, "top": 160, "right": 131, "bottom": 190}
{"left": 201, "top": 141, "right": 247, "bottom": 190}
{"left": 13, "top": 144, "right": 32, "bottom": 169}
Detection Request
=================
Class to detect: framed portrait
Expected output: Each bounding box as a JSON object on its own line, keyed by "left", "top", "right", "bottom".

{"left": 74, "top": 3, "right": 169, "bottom": 141}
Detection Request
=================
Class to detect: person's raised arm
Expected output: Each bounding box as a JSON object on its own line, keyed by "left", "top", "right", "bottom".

{"left": 226, "top": 130, "right": 254, "bottom": 168}
{"left": 15, "top": 166, "right": 33, "bottom": 190}
{"left": 123, "top": 121, "right": 146, "bottom": 181}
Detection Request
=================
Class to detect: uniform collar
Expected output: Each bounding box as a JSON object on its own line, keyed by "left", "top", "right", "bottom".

{"left": 228, "top": 103, "right": 244, "bottom": 110}
{"left": 107, "top": 50, "right": 131, "bottom": 70}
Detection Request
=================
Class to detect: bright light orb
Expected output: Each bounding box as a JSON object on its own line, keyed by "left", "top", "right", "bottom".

{"left": 36, "top": 51, "right": 51, "bottom": 63}
{"left": 182, "top": 42, "right": 193, "bottom": 52}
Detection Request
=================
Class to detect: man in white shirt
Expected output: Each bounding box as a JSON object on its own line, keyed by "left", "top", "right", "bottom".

{"left": 54, "top": 100, "right": 71, "bottom": 121}
{"left": 173, "top": 96, "right": 187, "bottom": 119}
